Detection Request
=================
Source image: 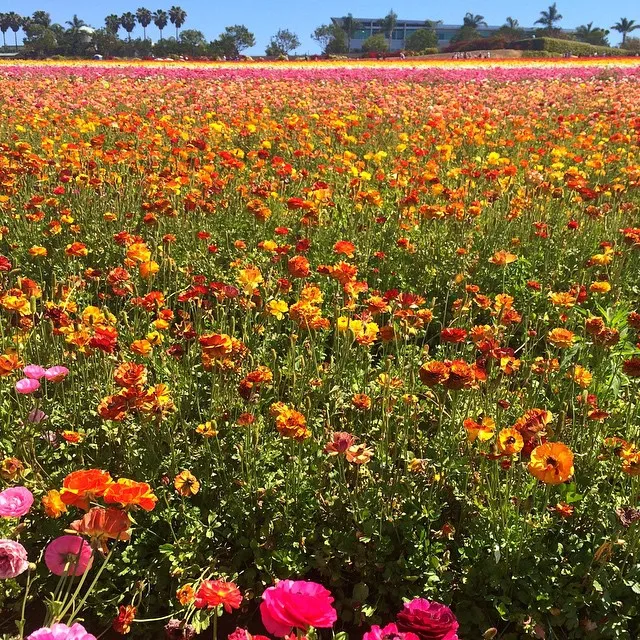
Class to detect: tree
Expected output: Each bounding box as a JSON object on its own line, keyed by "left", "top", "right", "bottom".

{"left": 65, "top": 14, "right": 89, "bottom": 54}
{"left": 0, "top": 14, "right": 10, "bottom": 48}
{"left": 361, "top": 33, "right": 388, "bottom": 53}
{"left": 406, "top": 28, "right": 437, "bottom": 51}
{"left": 120, "top": 12, "right": 136, "bottom": 41}
{"left": 535, "top": 3, "right": 563, "bottom": 32}
{"left": 621, "top": 36, "right": 640, "bottom": 51}
{"left": 179, "top": 28, "right": 206, "bottom": 55}
{"left": 497, "top": 16, "right": 525, "bottom": 40}
{"left": 92, "top": 27, "right": 122, "bottom": 56}
{"left": 312, "top": 24, "right": 347, "bottom": 54}
{"left": 136, "top": 8, "right": 152, "bottom": 40}
{"left": 7, "top": 12, "right": 21, "bottom": 50}
{"left": 105, "top": 14, "right": 120, "bottom": 36}
{"left": 210, "top": 25, "right": 255, "bottom": 58}
{"left": 463, "top": 13, "right": 487, "bottom": 28}
{"left": 611, "top": 18, "right": 639, "bottom": 45}
{"left": 24, "top": 23, "right": 58, "bottom": 56}
{"left": 168, "top": 6, "right": 187, "bottom": 40}
{"left": 575, "top": 22, "right": 610, "bottom": 46}
{"left": 265, "top": 29, "right": 300, "bottom": 56}
{"left": 153, "top": 10, "right": 168, "bottom": 41}
{"left": 381, "top": 10, "right": 398, "bottom": 47}
{"left": 341, "top": 14, "right": 361, "bottom": 53}
{"left": 31, "top": 11, "right": 51, "bottom": 28}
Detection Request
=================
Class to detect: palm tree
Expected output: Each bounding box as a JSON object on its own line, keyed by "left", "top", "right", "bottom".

{"left": 463, "top": 13, "right": 487, "bottom": 28}
{"left": 31, "top": 11, "right": 51, "bottom": 28}
{"left": 105, "top": 14, "right": 120, "bottom": 36}
{"left": 136, "top": 8, "right": 152, "bottom": 40}
{"left": 535, "top": 3, "right": 563, "bottom": 31}
{"left": 341, "top": 13, "right": 361, "bottom": 53}
{"left": 153, "top": 9, "right": 168, "bottom": 41}
{"left": 7, "top": 12, "right": 22, "bottom": 50}
{"left": 381, "top": 9, "right": 398, "bottom": 48}
{"left": 0, "top": 13, "right": 10, "bottom": 48}
{"left": 611, "top": 18, "right": 639, "bottom": 45}
{"left": 504, "top": 17, "right": 520, "bottom": 29}
{"left": 120, "top": 12, "right": 136, "bottom": 41}
{"left": 168, "top": 6, "right": 187, "bottom": 40}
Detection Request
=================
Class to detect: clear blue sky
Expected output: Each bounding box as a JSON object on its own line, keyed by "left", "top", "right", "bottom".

{"left": 10, "top": 0, "right": 639, "bottom": 52}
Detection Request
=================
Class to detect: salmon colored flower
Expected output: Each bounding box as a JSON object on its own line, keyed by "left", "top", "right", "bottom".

{"left": 464, "top": 417, "right": 496, "bottom": 443}
{"left": 113, "top": 605, "right": 137, "bottom": 634}
{"left": 70, "top": 506, "right": 131, "bottom": 551}
{"left": 488, "top": 250, "right": 517, "bottom": 266}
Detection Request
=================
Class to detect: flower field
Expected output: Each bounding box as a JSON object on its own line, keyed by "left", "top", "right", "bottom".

{"left": 0, "top": 58, "right": 639, "bottom": 639}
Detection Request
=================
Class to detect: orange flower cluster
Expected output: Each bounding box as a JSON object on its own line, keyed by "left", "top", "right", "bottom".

{"left": 270, "top": 403, "right": 311, "bottom": 441}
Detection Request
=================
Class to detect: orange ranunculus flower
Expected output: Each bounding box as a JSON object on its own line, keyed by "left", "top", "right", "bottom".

{"left": 60, "top": 469, "right": 114, "bottom": 510}
{"left": 488, "top": 250, "right": 517, "bottom": 266}
{"left": 174, "top": 470, "right": 200, "bottom": 496}
{"left": 0, "top": 457, "right": 24, "bottom": 481}
{"left": 464, "top": 417, "right": 496, "bottom": 443}
{"left": 130, "top": 339, "right": 152, "bottom": 357}
{"left": 547, "top": 328, "right": 576, "bottom": 349}
{"left": 351, "top": 393, "right": 372, "bottom": 411}
{"left": 287, "top": 255, "right": 310, "bottom": 278}
{"left": 126, "top": 242, "right": 151, "bottom": 263}
{"left": 200, "top": 333, "right": 233, "bottom": 358}
{"left": 113, "top": 604, "right": 137, "bottom": 634}
{"left": 65, "top": 242, "right": 89, "bottom": 257}
{"left": 497, "top": 428, "right": 524, "bottom": 455}
{"left": 334, "top": 240, "right": 356, "bottom": 258}
{"left": 70, "top": 506, "right": 131, "bottom": 551}
{"left": 528, "top": 442, "right": 574, "bottom": 484}
{"left": 419, "top": 360, "right": 449, "bottom": 387}
{"left": 104, "top": 478, "right": 158, "bottom": 512}
{"left": 622, "top": 357, "right": 640, "bottom": 378}
{"left": 176, "top": 583, "right": 196, "bottom": 605}
{"left": 274, "top": 406, "right": 310, "bottom": 441}
{"left": 622, "top": 451, "right": 640, "bottom": 476}
{"left": 570, "top": 365, "right": 592, "bottom": 388}
{"left": 194, "top": 578, "right": 243, "bottom": 613}
{"left": 114, "top": 362, "right": 148, "bottom": 389}
{"left": 42, "top": 489, "right": 67, "bottom": 518}
{"left": 237, "top": 267, "right": 263, "bottom": 295}
{"left": 0, "top": 351, "right": 23, "bottom": 377}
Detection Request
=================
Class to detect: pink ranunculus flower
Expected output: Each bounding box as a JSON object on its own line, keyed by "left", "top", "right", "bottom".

{"left": 27, "top": 623, "right": 97, "bottom": 640}
{"left": 396, "top": 598, "right": 459, "bottom": 640}
{"left": 24, "top": 365, "right": 47, "bottom": 380}
{"left": 44, "top": 535, "right": 93, "bottom": 576}
{"left": 0, "top": 486, "right": 34, "bottom": 518}
{"left": 260, "top": 580, "right": 337, "bottom": 637}
{"left": 44, "top": 366, "right": 70, "bottom": 382}
{"left": 228, "top": 629, "right": 270, "bottom": 640}
{"left": 28, "top": 408, "right": 48, "bottom": 424}
{"left": 0, "top": 539, "right": 29, "bottom": 579}
{"left": 363, "top": 623, "right": 421, "bottom": 640}
{"left": 15, "top": 378, "right": 40, "bottom": 394}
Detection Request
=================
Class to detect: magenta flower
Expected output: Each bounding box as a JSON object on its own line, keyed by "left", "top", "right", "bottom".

{"left": 0, "top": 486, "right": 34, "bottom": 518}
{"left": 363, "top": 623, "right": 420, "bottom": 640}
{"left": 44, "top": 535, "right": 93, "bottom": 576}
{"left": 396, "top": 598, "right": 459, "bottom": 640}
{"left": 260, "top": 580, "right": 337, "bottom": 637}
{"left": 24, "top": 365, "right": 47, "bottom": 380}
{"left": 15, "top": 378, "right": 40, "bottom": 394}
{"left": 0, "top": 539, "right": 29, "bottom": 579}
{"left": 27, "top": 623, "right": 97, "bottom": 640}
{"left": 44, "top": 366, "right": 70, "bottom": 382}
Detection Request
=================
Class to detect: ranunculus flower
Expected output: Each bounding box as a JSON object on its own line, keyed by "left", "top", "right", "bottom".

{"left": 396, "top": 598, "right": 459, "bottom": 640}
{"left": 228, "top": 628, "right": 270, "bottom": 640}
{"left": 260, "top": 580, "right": 337, "bottom": 637}
{"left": 363, "top": 623, "right": 420, "bottom": 640}
{"left": 44, "top": 535, "right": 93, "bottom": 576}
{"left": 15, "top": 378, "right": 40, "bottom": 394}
{"left": 0, "top": 486, "right": 34, "bottom": 518}
{"left": 0, "top": 539, "right": 29, "bottom": 579}
{"left": 44, "top": 366, "right": 70, "bottom": 382}
{"left": 24, "top": 365, "right": 47, "bottom": 380}
{"left": 28, "top": 408, "right": 48, "bottom": 423}
{"left": 27, "top": 623, "right": 97, "bottom": 640}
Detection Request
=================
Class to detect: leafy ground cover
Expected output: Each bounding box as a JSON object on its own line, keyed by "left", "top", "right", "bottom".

{"left": 0, "top": 59, "right": 639, "bottom": 639}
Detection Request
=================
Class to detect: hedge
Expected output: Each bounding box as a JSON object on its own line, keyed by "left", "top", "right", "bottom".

{"left": 513, "top": 37, "right": 619, "bottom": 56}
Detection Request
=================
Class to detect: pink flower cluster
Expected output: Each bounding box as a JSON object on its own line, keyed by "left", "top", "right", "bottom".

{"left": 28, "top": 623, "right": 96, "bottom": 640}
{"left": 15, "top": 364, "right": 69, "bottom": 394}
{"left": 0, "top": 539, "right": 29, "bottom": 579}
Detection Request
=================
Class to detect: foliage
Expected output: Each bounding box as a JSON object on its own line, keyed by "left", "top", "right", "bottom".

{"left": 265, "top": 29, "right": 300, "bottom": 56}
{"left": 513, "top": 36, "right": 622, "bottom": 55}
{"left": 361, "top": 33, "right": 389, "bottom": 53}
{"left": 405, "top": 29, "right": 437, "bottom": 52}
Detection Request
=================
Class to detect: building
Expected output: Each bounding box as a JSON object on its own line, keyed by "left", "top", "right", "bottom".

{"left": 330, "top": 17, "right": 558, "bottom": 51}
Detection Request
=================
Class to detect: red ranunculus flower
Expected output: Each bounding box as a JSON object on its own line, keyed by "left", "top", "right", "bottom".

{"left": 396, "top": 598, "right": 459, "bottom": 640}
